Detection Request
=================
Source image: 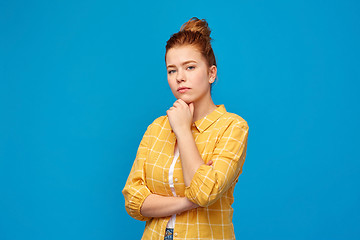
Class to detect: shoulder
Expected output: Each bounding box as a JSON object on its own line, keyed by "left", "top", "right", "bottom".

{"left": 145, "top": 115, "right": 170, "bottom": 132}
{"left": 220, "top": 111, "right": 249, "bottom": 130}
{"left": 150, "top": 115, "right": 168, "bottom": 127}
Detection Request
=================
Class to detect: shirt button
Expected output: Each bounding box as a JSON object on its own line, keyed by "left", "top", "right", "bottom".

{"left": 174, "top": 232, "right": 178, "bottom": 237}
{"left": 174, "top": 178, "right": 178, "bottom": 182}
{"left": 177, "top": 159, "right": 180, "bottom": 163}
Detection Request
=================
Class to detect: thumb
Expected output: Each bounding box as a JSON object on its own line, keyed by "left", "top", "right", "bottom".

{"left": 189, "top": 102, "right": 195, "bottom": 116}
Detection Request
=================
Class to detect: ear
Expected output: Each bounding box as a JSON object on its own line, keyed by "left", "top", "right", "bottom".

{"left": 208, "top": 65, "right": 217, "bottom": 84}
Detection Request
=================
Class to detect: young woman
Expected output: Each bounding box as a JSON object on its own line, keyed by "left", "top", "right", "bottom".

{"left": 123, "top": 17, "right": 249, "bottom": 240}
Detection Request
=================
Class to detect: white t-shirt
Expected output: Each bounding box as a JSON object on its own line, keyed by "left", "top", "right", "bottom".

{"left": 166, "top": 144, "right": 179, "bottom": 228}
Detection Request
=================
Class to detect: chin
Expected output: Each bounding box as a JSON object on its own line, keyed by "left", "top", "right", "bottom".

{"left": 177, "top": 96, "right": 193, "bottom": 104}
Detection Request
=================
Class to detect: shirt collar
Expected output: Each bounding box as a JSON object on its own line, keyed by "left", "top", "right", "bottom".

{"left": 193, "top": 105, "right": 227, "bottom": 133}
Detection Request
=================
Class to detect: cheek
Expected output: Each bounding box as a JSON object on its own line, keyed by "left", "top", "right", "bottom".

{"left": 195, "top": 73, "right": 211, "bottom": 89}
{"left": 167, "top": 76, "right": 172, "bottom": 86}
{"left": 167, "top": 78, "right": 177, "bottom": 91}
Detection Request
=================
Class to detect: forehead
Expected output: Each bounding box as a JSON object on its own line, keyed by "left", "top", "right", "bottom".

{"left": 166, "top": 45, "right": 205, "bottom": 65}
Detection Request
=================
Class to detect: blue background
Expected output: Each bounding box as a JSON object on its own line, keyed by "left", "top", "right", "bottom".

{"left": 1, "top": 0, "right": 359, "bottom": 239}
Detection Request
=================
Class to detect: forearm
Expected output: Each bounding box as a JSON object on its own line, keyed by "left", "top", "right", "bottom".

{"left": 140, "top": 194, "right": 198, "bottom": 218}
{"left": 176, "top": 130, "right": 205, "bottom": 187}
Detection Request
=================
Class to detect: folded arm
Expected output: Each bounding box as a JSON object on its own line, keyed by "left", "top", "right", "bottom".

{"left": 180, "top": 121, "right": 249, "bottom": 207}
{"left": 140, "top": 194, "right": 198, "bottom": 218}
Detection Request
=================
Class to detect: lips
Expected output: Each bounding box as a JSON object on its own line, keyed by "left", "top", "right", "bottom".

{"left": 177, "top": 87, "right": 191, "bottom": 93}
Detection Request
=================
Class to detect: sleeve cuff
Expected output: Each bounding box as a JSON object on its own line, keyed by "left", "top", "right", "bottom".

{"left": 185, "top": 164, "right": 215, "bottom": 207}
{"left": 124, "top": 186, "right": 152, "bottom": 221}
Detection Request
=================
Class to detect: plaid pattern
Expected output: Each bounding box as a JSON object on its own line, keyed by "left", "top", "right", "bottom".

{"left": 123, "top": 105, "right": 249, "bottom": 239}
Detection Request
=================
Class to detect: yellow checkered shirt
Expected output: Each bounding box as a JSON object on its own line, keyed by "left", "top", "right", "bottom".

{"left": 123, "top": 105, "right": 249, "bottom": 239}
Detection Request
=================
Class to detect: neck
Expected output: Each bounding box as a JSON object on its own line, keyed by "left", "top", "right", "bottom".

{"left": 192, "top": 97, "right": 217, "bottom": 122}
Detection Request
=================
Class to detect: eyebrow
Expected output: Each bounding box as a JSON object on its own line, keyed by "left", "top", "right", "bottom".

{"left": 166, "top": 60, "right": 197, "bottom": 68}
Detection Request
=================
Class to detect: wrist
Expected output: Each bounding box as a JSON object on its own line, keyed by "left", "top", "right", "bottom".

{"left": 182, "top": 197, "right": 198, "bottom": 212}
{"left": 174, "top": 127, "right": 192, "bottom": 139}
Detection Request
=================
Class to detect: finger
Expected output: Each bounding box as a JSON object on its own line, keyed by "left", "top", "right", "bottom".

{"left": 174, "top": 99, "right": 183, "bottom": 106}
{"left": 178, "top": 99, "right": 188, "bottom": 107}
{"left": 176, "top": 99, "right": 190, "bottom": 111}
{"left": 175, "top": 99, "right": 186, "bottom": 107}
{"left": 173, "top": 101, "right": 181, "bottom": 108}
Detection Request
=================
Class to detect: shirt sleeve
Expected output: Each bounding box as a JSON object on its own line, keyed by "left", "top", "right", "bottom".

{"left": 185, "top": 120, "right": 249, "bottom": 207}
{"left": 122, "top": 124, "right": 153, "bottom": 221}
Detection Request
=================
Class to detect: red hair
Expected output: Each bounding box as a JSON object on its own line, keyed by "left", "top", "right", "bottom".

{"left": 165, "top": 17, "right": 217, "bottom": 68}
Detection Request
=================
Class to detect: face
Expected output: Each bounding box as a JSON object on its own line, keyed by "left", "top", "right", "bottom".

{"left": 165, "top": 45, "right": 216, "bottom": 105}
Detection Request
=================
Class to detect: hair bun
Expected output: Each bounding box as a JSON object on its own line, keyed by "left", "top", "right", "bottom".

{"left": 180, "top": 17, "right": 212, "bottom": 41}
{"left": 166, "top": 17, "right": 217, "bottom": 69}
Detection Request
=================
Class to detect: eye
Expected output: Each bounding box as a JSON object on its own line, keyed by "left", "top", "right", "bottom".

{"left": 187, "top": 66, "right": 195, "bottom": 70}
{"left": 168, "top": 69, "right": 176, "bottom": 74}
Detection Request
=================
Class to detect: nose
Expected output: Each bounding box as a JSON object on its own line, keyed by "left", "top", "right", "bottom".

{"left": 176, "top": 69, "right": 185, "bottom": 83}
